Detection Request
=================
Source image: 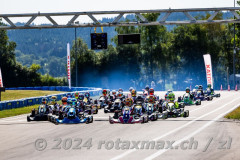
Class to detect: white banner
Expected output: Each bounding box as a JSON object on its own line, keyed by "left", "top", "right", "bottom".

{"left": 203, "top": 54, "right": 213, "bottom": 88}
{"left": 67, "top": 43, "right": 71, "bottom": 89}
{"left": 0, "top": 68, "right": 3, "bottom": 87}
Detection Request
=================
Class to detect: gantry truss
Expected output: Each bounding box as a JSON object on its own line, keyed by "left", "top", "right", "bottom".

{"left": 0, "top": 7, "right": 240, "bottom": 30}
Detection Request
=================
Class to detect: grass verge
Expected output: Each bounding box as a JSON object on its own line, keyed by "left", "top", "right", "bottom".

{"left": 224, "top": 106, "right": 240, "bottom": 120}
{"left": 0, "top": 104, "right": 39, "bottom": 119}
{"left": 1, "top": 90, "right": 64, "bottom": 101}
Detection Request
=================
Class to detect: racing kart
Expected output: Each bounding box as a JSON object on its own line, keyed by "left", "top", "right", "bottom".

{"left": 165, "top": 102, "right": 189, "bottom": 118}
{"left": 194, "top": 90, "right": 213, "bottom": 101}
{"left": 144, "top": 102, "right": 159, "bottom": 121}
{"left": 27, "top": 105, "right": 50, "bottom": 121}
{"left": 85, "top": 104, "right": 98, "bottom": 114}
{"left": 104, "top": 98, "right": 123, "bottom": 113}
{"left": 205, "top": 88, "right": 220, "bottom": 98}
{"left": 51, "top": 107, "right": 93, "bottom": 125}
{"left": 98, "top": 96, "right": 108, "bottom": 108}
{"left": 178, "top": 93, "right": 201, "bottom": 105}
{"left": 109, "top": 106, "right": 148, "bottom": 124}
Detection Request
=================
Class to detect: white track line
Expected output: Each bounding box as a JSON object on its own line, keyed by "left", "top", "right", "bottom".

{"left": 110, "top": 94, "right": 240, "bottom": 160}
{"left": 145, "top": 102, "right": 240, "bottom": 160}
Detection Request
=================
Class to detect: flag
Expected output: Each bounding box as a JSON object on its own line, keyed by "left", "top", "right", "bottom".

{"left": 67, "top": 43, "right": 71, "bottom": 89}
{"left": 0, "top": 68, "right": 3, "bottom": 87}
{"left": 203, "top": 54, "right": 213, "bottom": 88}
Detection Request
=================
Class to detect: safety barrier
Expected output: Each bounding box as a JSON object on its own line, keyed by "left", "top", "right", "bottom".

{"left": 5, "top": 86, "right": 99, "bottom": 92}
{"left": 0, "top": 87, "right": 102, "bottom": 111}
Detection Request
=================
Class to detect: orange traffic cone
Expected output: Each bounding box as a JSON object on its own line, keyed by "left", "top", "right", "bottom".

{"left": 228, "top": 85, "right": 230, "bottom": 91}
{"left": 235, "top": 85, "right": 238, "bottom": 91}
{"left": 220, "top": 84, "right": 223, "bottom": 91}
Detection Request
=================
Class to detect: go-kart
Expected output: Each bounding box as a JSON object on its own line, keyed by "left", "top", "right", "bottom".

{"left": 194, "top": 90, "right": 213, "bottom": 101}
{"left": 205, "top": 88, "right": 220, "bottom": 98}
{"left": 51, "top": 107, "right": 93, "bottom": 125}
{"left": 144, "top": 102, "right": 159, "bottom": 121}
{"left": 104, "top": 98, "right": 123, "bottom": 113}
{"left": 85, "top": 104, "right": 98, "bottom": 114}
{"left": 27, "top": 105, "right": 50, "bottom": 121}
{"left": 178, "top": 93, "right": 201, "bottom": 105}
{"left": 165, "top": 102, "right": 189, "bottom": 118}
{"left": 98, "top": 96, "right": 108, "bottom": 108}
{"left": 109, "top": 106, "right": 148, "bottom": 124}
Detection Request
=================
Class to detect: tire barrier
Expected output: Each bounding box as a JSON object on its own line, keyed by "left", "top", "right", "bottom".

{"left": 0, "top": 87, "right": 102, "bottom": 111}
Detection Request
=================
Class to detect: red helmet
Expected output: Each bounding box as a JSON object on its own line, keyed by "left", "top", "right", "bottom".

{"left": 102, "top": 89, "right": 107, "bottom": 96}
{"left": 148, "top": 95, "right": 155, "bottom": 103}
{"left": 149, "top": 88, "right": 154, "bottom": 95}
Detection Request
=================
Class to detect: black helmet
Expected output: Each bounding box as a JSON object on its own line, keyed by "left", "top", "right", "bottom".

{"left": 145, "top": 85, "right": 150, "bottom": 91}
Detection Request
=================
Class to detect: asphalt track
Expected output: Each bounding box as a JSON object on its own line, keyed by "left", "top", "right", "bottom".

{"left": 0, "top": 91, "right": 240, "bottom": 160}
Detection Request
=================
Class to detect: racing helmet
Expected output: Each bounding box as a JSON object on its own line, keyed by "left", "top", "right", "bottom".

{"left": 85, "top": 92, "right": 90, "bottom": 98}
{"left": 118, "top": 88, "right": 123, "bottom": 92}
{"left": 71, "top": 98, "right": 77, "bottom": 106}
{"left": 148, "top": 95, "right": 155, "bottom": 103}
{"left": 195, "top": 85, "right": 199, "bottom": 89}
{"left": 67, "top": 93, "right": 72, "bottom": 98}
{"left": 145, "top": 85, "right": 150, "bottom": 91}
{"left": 78, "top": 94, "right": 84, "bottom": 101}
{"left": 74, "top": 92, "right": 79, "bottom": 99}
{"left": 167, "top": 89, "right": 172, "bottom": 93}
{"left": 207, "top": 84, "right": 211, "bottom": 88}
{"left": 168, "top": 93, "right": 175, "bottom": 101}
{"left": 107, "top": 89, "right": 110, "bottom": 95}
{"left": 198, "top": 85, "right": 203, "bottom": 90}
{"left": 125, "top": 98, "right": 133, "bottom": 106}
{"left": 41, "top": 97, "right": 48, "bottom": 104}
{"left": 62, "top": 97, "right": 68, "bottom": 105}
{"left": 131, "top": 89, "right": 137, "bottom": 97}
{"left": 143, "top": 91, "right": 148, "bottom": 97}
{"left": 186, "top": 87, "right": 190, "bottom": 93}
{"left": 129, "top": 87, "right": 134, "bottom": 92}
{"left": 67, "top": 98, "right": 73, "bottom": 105}
{"left": 50, "top": 96, "right": 57, "bottom": 104}
{"left": 149, "top": 88, "right": 154, "bottom": 95}
{"left": 117, "top": 91, "right": 123, "bottom": 98}
{"left": 102, "top": 89, "right": 107, "bottom": 96}
{"left": 111, "top": 90, "right": 117, "bottom": 96}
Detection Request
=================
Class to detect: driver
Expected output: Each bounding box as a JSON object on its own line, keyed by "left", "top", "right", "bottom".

{"left": 84, "top": 92, "right": 92, "bottom": 104}
{"left": 183, "top": 87, "right": 194, "bottom": 99}
{"left": 131, "top": 89, "right": 137, "bottom": 102}
{"left": 74, "top": 92, "right": 79, "bottom": 99}
{"left": 144, "top": 85, "right": 150, "bottom": 94}
{"left": 168, "top": 92, "right": 179, "bottom": 109}
{"left": 165, "top": 89, "right": 172, "bottom": 101}
{"left": 125, "top": 98, "right": 133, "bottom": 108}
{"left": 207, "top": 84, "right": 214, "bottom": 95}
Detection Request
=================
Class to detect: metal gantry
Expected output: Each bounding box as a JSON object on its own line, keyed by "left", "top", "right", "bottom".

{"left": 0, "top": 7, "right": 240, "bottom": 30}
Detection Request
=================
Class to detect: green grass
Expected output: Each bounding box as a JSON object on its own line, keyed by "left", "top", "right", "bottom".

{"left": 0, "top": 104, "right": 39, "bottom": 118}
{"left": 1, "top": 90, "right": 64, "bottom": 101}
{"left": 224, "top": 106, "right": 240, "bottom": 120}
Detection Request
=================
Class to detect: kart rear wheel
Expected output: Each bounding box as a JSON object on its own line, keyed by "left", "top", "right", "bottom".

{"left": 141, "top": 117, "right": 145, "bottom": 124}
{"left": 27, "top": 116, "right": 31, "bottom": 122}
{"left": 184, "top": 110, "right": 189, "bottom": 117}
{"left": 90, "top": 116, "right": 93, "bottom": 123}
{"left": 109, "top": 116, "right": 114, "bottom": 124}
{"left": 104, "top": 108, "right": 108, "bottom": 113}
{"left": 54, "top": 119, "right": 59, "bottom": 125}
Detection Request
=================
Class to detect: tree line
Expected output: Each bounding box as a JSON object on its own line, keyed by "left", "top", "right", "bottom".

{"left": 1, "top": 11, "right": 239, "bottom": 89}
{"left": 70, "top": 12, "right": 239, "bottom": 91}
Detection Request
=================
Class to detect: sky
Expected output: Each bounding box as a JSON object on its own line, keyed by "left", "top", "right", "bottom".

{"left": 1, "top": 0, "right": 237, "bottom": 24}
